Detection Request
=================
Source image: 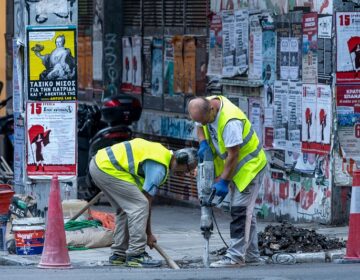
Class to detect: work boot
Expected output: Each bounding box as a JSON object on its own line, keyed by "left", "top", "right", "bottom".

{"left": 210, "top": 256, "right": 245, "bottom": 268}
{"left": 125, "top": 252, "right": 162, "bottom": 268}
{"left": 109, "top": 254, "right": 126, "bottom": 265}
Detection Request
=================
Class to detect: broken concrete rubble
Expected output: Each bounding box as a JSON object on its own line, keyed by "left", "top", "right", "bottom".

{"left": 258, "top": 222, "right": 346, "bottom": 257}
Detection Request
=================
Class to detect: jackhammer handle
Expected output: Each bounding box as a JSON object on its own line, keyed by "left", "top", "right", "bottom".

{"left": 207, "top": 189, "right": 225, "bottom": 207}
{"left": 207, "top": 189, "right": 216, "bottom": 205}
{"left": 153, "top": 243, "right": 180, "bottom": 270}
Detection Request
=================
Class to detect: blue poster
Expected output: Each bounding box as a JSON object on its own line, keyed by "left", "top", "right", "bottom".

{"left": 151, "top": 38, "right": 163, "bottom": 96}
{"left": 13, "top": 112, "right": 25, "bottom": 187}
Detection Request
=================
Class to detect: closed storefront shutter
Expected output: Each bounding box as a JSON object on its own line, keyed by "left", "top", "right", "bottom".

{"left": 78, "top": 0, "right": 93, "bottom": 35}
{"left": 123, "top": 0, "right": 209, "bottom": 202}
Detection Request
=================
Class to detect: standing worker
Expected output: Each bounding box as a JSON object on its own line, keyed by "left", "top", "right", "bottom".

{"left": 89, "top": 138, "right": 198, "bottom": 268}
{"left": 188, "top": 96, "right": 267, "bottom": 268}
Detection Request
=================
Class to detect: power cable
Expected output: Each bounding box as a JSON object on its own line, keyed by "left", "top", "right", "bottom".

{"left": 212, "top": 210, "right": 229, "bottom": 249}
{"left": 271, "top": 253, "right": 296, "bottom": 265}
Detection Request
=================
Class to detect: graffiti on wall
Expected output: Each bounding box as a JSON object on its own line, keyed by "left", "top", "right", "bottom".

{"left": 257, "top": 155, "right": 332, "bottom": 223}
{"left": 104, "top": 33, "right": 119, "bottom": 96}
{"left": 134, "top": 111, "right": 197, "bottom": 141}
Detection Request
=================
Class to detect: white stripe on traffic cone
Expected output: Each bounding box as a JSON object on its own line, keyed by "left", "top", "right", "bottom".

{"left": 345, "top": 170, "right": 360, "bottom": 260}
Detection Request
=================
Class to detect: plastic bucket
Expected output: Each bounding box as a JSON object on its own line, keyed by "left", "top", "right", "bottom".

{"left": 0, "top": 215, "right": 7, "bottom": 251}
{"left": 0, "top": 184, "right": 14, "bottom": 215}
{"left": 12, "top": 218, "right": 45, "bottom": 255}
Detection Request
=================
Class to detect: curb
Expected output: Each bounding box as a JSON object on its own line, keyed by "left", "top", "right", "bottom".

{"left": 0, "top": 249, "right": 347, "bottom": 267}
{"left": 0, "top": 254, "right": 38, "bottom": 266}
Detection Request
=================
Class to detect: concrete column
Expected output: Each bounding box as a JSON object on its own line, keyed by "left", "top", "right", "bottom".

{"left": 102, "top": 0, "right": 123, "bottom": 98}
{"left": 14, "top": 0, "right": 78, "bottom": 216}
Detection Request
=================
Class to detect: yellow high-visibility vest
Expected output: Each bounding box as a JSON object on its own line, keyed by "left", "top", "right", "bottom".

{"left": 203, "top": 96, "right": 267, "bottom": 192}
{"left": 95, "top": 138, "right": 172, "bottom": 190}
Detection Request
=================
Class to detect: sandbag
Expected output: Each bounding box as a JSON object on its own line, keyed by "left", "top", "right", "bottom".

{"left": 66, "top": 227, "right": 113, "bottom": 249}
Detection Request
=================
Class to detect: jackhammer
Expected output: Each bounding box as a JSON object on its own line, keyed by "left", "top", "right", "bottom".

{"left": 197, "top": 149, "right": 225, "bottom": 267}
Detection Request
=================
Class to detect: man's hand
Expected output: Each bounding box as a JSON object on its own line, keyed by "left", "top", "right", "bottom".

{"left": 147, "top": 233, "right": 157, "bottom": 249}
{"left": 212, "top": 178, "right": 230, "bottom": 198}
{"left": 198, "top": 140, "right": 211, "bottom": 162}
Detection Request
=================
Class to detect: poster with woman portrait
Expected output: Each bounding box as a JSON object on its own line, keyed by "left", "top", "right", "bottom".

{"left": 27, "top": 25, "right": 77, "bottom": 101}
{"left": 26, "top": 102, "right": 76, "bottom": 178}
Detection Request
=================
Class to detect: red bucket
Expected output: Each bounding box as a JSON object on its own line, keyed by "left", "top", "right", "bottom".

{"left": 0, "top": 184, "right": 15, "bottom": 215}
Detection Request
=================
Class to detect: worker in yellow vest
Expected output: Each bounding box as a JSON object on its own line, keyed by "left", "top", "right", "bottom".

{"left": 89, "top": 138, "right": 197, "bottom": 268}
{"left": 188, "top": 96, "right": 267, "bottom": 268}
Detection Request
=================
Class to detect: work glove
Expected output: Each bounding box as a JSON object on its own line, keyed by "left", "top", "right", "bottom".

{"left": 212, "top": 178, "right": 230, "bottom": 199}
{"left": 198, "top": 140, "right": 211, "bottom": 162}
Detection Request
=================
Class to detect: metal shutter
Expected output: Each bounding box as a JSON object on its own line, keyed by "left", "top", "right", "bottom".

{"left": 143, "top": 0, "right": 163, "bottom": 27}
{"left": 123, "top": 0, "right": 209, "bottom": 35}
{"left": 78, "top": 0, "right": 93, "bottom": 35}
{"left": 164, "top": 0, "right": 184, "bottom": 27}
{"left": 124, "top": 0, "right": 141, "bottom": 26}
{"left": 185, "top": 0, "right": 209, "bottom": 27}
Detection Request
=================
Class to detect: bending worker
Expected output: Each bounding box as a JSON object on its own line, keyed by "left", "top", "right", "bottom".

{"left": 89, "top": 138, "right": 197, "bottom": 268}
{"left": 188, "top": 96, "right": 267, "bottom": 268}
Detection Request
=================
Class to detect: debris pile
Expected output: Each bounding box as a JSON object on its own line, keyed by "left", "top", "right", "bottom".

{"left": 258, "top": 222, "right": 346, "bottom": 256}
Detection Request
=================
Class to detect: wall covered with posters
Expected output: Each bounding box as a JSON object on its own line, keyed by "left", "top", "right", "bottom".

{"left": 127, "top": 0, "right": 360, "bottom": 224}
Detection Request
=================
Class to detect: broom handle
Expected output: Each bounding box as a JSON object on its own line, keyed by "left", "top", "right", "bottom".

{"left": 153, "top": 243, "right": 180, "bottom": 269}
{"left": 69, "top": 191, "right": 103, "bottom": 221}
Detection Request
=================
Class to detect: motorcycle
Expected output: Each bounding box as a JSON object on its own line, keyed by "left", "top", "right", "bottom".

{"left": 0, "top": 81, "right": 14, "bottom": 167}
{"left": 0, "top": 81, "right": 142, "bottom": 200}
{"left": 77, "top": 93, "right": 142, "bottom": 201}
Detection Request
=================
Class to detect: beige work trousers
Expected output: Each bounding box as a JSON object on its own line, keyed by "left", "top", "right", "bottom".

{"left": 89, "top": 158, "right": 149, "bottom": 257}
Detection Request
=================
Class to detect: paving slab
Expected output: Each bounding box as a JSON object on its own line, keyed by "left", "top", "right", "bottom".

{"left": 0, "top": 204, "right": 350, "bottom": 267}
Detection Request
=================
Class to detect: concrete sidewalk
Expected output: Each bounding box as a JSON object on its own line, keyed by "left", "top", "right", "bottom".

{"left": 0, "top": 203, "right": 349, "bottom": 268}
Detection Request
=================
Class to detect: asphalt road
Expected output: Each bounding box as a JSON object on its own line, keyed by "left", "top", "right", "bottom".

{"left": 1, "top": 263, "right": 360, "bottom": 280}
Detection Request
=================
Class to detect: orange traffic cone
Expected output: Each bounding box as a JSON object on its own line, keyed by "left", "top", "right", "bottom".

{"left": 38, "top": 176, "right": 71, "bottom": 268}
{"left": 345, "top": 170, "right": 360, "bottom": 261}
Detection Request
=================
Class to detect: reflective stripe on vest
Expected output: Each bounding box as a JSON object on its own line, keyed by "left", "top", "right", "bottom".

{"left": 105, "top": 142, "right": 141, "bottom": 186}
{"left": 218, "top": 127, "right": 255, "bottom": 160}
{"left": 233, "top": 143, "right": 263, "bottom": 175}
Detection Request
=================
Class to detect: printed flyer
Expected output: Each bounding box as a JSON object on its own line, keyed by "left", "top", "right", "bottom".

{"left": 131, "top": 36, "right": 142, "bottom": 94}
{"left": 121, "top": 37, "right": 133, "bottom": 92}
{"left": 336, "top": 12, "right": 360, "bottom": 84}
{"left": 26, "top": 102, "right": 76, "bottom": 177}
{"left": 27, "top": 26, "right": 77, "bottom": 101}
{"left": 151, "top": 38, "right": 164, "bottom": 97}
{"left": 208, "top": 13, "right": 223, "bottom": 77}
{"left": 248, "top": 14, "right": 262, "bottom": 80}
{"left": 302, "top": 13, "right": 318, "bottom": 84}
{"left": 164, "top": 36, "right": 174, "bottom": 96}
{"left": 302, "top": 84, "right": 317, "bottom": 152}
{"left": 336, "top": 85, "right": 360, "bottom": 161}
{"left": 262, "top": 13, "right": 276, "bottom": 86}
{"left": 316, "top": 84, "right": 332, "bottom": 152}
{"left": 234, "top": 9, "right": 249, "bottom": 75}
{"left": 287, "top": 82, "right": 302, "bottom": 152}
{"left": 222, "top": 10, "right": 236, "bottom": 77}
{"left": 183, "top": 36, "right": 196, "bottom": 95}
